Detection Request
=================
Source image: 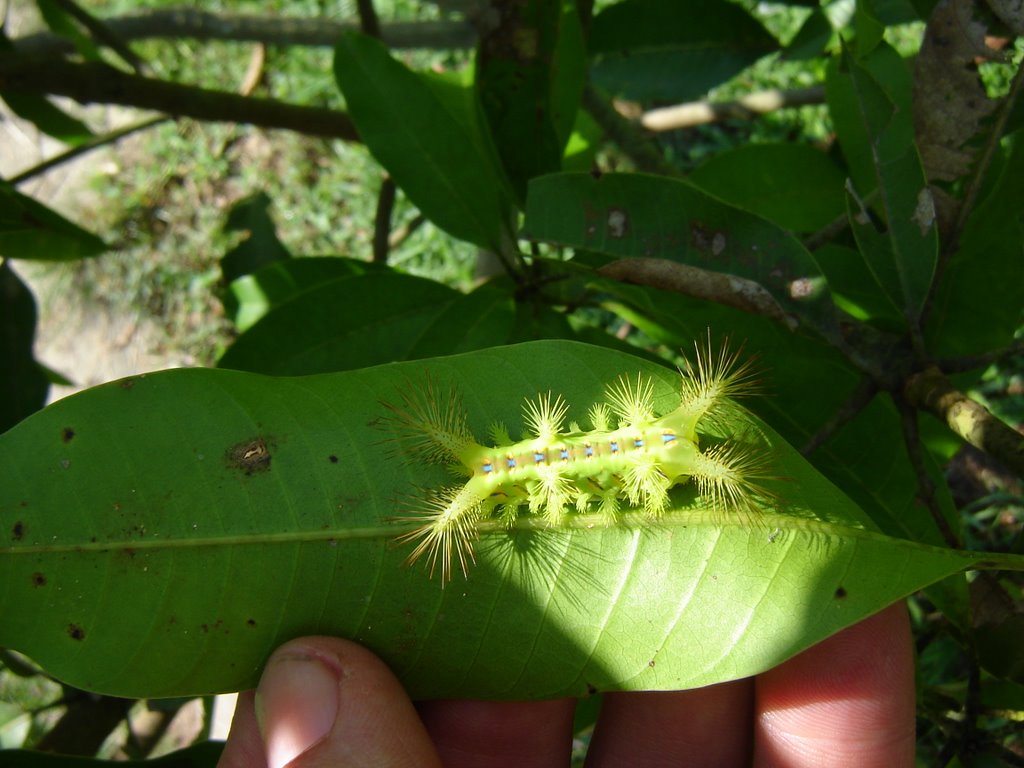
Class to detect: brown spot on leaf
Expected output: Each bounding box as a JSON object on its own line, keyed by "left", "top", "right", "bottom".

{"left": 31, "top": 572, "right": 47, "bottom": 587}
{"left": 835, "top": 586, "right": 848, "bottom": 599}
{"left": 585, "top": 682, "right": 599, "bottom": 696}
{"left": 246, "top": 618, "right": 257, "bottom": 627}
{"left": 226, "top": 437, "right": 272, "bottom": 475}
{"left": 11, "top": 521, "right": 25, "bottom": 541}
{"left": 328, "top": 454, "right": 338, "bottom": 463}
{"left": 68, "top": 623, "right": 86, "bottom": 641}
{"left": 62, "top": 427, "right": 75, "bottom": 443}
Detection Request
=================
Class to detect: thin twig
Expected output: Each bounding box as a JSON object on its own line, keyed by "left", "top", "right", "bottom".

{"left": 52, "top": 0, "right": 146, "bottom": 73}
{"left": 388, "top": 213, "right": 426, "bottom": 249}
{"left": 12, "top": 9, "right": 476, "bottom": 54}
{"left": 373, "top": 175, "right": 397, "bottom": 264}
{"left": 0, "top": 56, "right": 360, "bottom": 142}
{"left": 9, "top": 114, "right": 169, "bottom": 185}
{"left": 637, "top": 85, "right": 825, "bottom": 132}
{"left": 582, "top": 85, "right": 676, "bottom": 176}
{"left": 897, "top": 401, "right": 962, "bottom": 548}
{"left": 938, "top": 338, "right": 1024, "bottom": 374}
{"left": 800, "top": 376, "right": 878, "bottom": 455}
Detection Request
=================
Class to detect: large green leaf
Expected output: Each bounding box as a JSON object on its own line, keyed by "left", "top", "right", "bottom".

{"left": 523, "top": 172, "right": 839, "bottom": 340}
{"left": 1, "top": 342, "right": 1016, "bottom": 700}
{"left": 925, "top": 133, "right": 1024, "bottom": 358}
{"left": 225, "top": 257, "right": 385, "bottom": 332}
{"left": 826, "top": 43, "right": 937, "bottom": 325}
{"left": 333, "top": 32, "right": 517, "bottom": 254}
{"left": 588, "top": 0, "right": 777, "bottom": 102}
{"left": 216, "top": 271, "right": 460, "bottom": 374}
{"left": 219, "top": 192, "right": 291, "bottom": 286}
{"left": 688, "top": 143, "right": 846, "bottom": 233}
{"left": 0, "top": 185, "right": 106, "bottom": 261}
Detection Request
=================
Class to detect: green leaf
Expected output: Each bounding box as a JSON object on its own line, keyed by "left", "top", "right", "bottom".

{"left": 523, "top": 172, "right": 839, "bottom": 340}
{"left": 588, "top": 0, "right": 777, "bottom": 102}
{"left": 217, "top": 271, "right": 461, "bottom": 374}
{"left": 2, "top": 341, "right": 1015, "bottom": 700}
{"left": 812, "top": 244, "right": 905, "bottom": 329}
{"left": 784, "top": 8, "right": 834, "bottom": 61}
{"left": 827, "top": 44, "right": 937, "bottom": 324}
{"left": 926, "top": 134, "right": 1024, "bottom": 359}
{"left": 688, "top": 143, "right": 846, "bottom": 233}
{"left": 586, "top": 278, "right": 861, "bottom": 447}
{"left": 220, "top": 192, "right": 291, "bottom": 285}
{"left": 0, "top": 262, "right": 49, "bottom": 432}
{"left": 0, "top": 184, "right": 106, "bottom": 261}
{"left": 476, "top": 1, "right": 585, "bottom": 200}
{"left": 36, "top": 0, "right": 103, "bottom": 62}
{"left": 0, "top": 92, "right": 94, "bottom": 147}
{"left": 333, "top": 32, "right": 516, "bottom": 253}
{"left": 226, "top": 257, "right": 385, "bottom": 332}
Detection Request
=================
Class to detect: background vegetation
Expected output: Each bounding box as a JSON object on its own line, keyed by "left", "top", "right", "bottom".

{"left": 1, "top": 0, "right": 1022, "bottom": 764}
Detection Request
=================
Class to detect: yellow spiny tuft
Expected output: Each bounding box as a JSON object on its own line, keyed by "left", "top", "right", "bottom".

{"left": 679, "top": 334, "right": 758, "bottom": 426}
{"left": 381, "top": 377, "right": 474, "bottom": 466}
{"left": 393, "top": 485, "right": 482, "bottom": 583}
{"left": 691, "top": 440, "right": 773, "bottom": 515}
{"left": 606, "top": 372, "right": 656, "bottom": 427}
{"left": 488, "top": 421, "right": 512, "bottom": 447}
{"left": 523, "top": 392, "right": 569, "bottom": 443}
{"left": 623, "top": 453, "right": 671, "bottom": 516}
{"left": 588, "top": 402, "right": 611, "bottom": 432}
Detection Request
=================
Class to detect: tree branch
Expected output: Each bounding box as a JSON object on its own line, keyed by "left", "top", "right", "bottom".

{"left": 637, "top": 85, "right": 825, "bottom": 132}
{"left": 0, "top": 55, "right": 359, "bottom": 142}
{"left": 598, "top": 258, "right": 793, "bottom": 327}
{"left": 905, "top": 366, "right": 1024, "bottom": 479}
{"left": 800, "top": 376, "right": 879, "bottom": 456}
{"left": 583, "top": 85, "right": 676, "bottom": 175}
{"left": 12, "top": 8, "right": 476, "bottom": 54}
{"left": 9, "top": 115, "right": 169, "bottom": 185}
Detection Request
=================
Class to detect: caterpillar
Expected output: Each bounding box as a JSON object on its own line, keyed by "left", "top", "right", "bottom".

{"left": 382, "top": 340, "right": 770, "bottom": 583}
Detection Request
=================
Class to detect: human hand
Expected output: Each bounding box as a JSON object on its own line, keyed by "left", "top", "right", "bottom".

{"left": 217, "top": 602, "right": 914, "bottom": 767}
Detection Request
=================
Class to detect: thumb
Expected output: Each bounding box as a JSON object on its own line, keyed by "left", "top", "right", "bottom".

{"left": 254, "top": 636, "right": 440, "bottom": 768}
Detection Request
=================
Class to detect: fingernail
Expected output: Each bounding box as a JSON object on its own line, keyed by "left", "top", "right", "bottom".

{"left": 255, "top": 650, "right": 341, "bottom": 768}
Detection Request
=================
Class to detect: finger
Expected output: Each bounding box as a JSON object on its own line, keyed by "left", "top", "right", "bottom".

{"left": 585, "top": 679, "right": 754, "bottom": 767}
{"left": 417, "top": 697, "right": 577, "bottom": 768}
{"left": 255, "top": 636, "right": 441, "bottom": 768}
{"left": 217, "top": 691, "right": 267, "bottom": 768}
{"left": 754, "top": 602, "right": 915, "bottom": 768}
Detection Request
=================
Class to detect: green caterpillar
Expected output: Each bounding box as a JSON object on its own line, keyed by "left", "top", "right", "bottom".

{"left": 382, "top": 341, "right": 769, "bottom": 583}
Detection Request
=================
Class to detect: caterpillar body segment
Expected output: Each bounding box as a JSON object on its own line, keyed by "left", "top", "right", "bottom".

{"left": 382, "top": 343, "right": 766, "bottom": 583}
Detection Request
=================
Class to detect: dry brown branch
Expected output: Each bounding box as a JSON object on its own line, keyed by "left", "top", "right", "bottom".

{"left": 633, "top": 86, "right": 825, "bottom": 132}
{"left": 0, "top": 55, "right": 359, "bottom": 142}
{"left": 598, "top": 258, "right": 791, "bottom": 326}
{"left": 12, "top": 9, "right": 476, "bottom": 54}
{"left": 905, "top": 366, "right": 1024, "bottom": 479}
